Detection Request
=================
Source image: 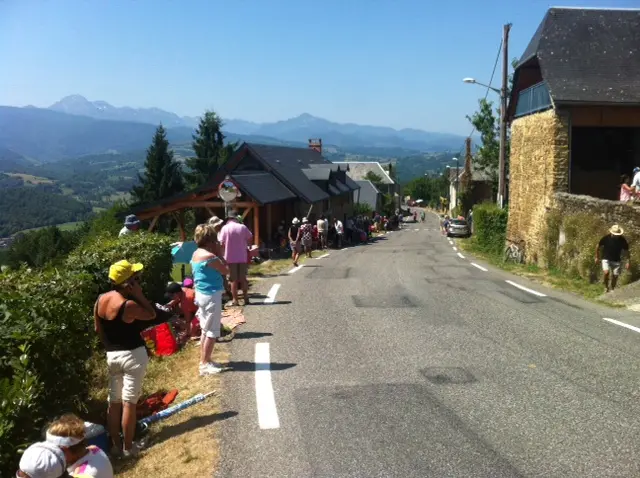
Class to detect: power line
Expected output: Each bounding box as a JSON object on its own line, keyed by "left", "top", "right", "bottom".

{"left": 455, "top": 37, "right": 503, "bottom": 160}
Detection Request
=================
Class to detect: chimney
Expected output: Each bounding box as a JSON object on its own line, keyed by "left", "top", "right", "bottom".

{"left": 308, "top": 138, "right": 322, "bottom": 154}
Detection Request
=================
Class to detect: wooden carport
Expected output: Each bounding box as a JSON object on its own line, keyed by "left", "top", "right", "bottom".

{"left": 135, "top": 189, "right": 261, "bottom": 245}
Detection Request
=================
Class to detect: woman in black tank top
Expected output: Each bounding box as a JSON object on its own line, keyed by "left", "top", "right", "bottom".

{"left": 95, "top": 260, "right": 169, "bottom": 458}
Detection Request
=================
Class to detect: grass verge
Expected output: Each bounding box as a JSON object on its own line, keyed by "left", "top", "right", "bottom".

{"left": 88, "top": 342, "right": 231, "bottom": 477}
{"left": 457, "top": 237, "right": 619, "bottom": 305}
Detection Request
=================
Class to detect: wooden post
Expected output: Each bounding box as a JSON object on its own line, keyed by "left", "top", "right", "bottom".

{"left": 176, "top": 211, "right": 186, "bottom": 241}
{"left": 253, "top": 204, "right": 260, "bottom": 246}
{"left": 148, "top": 215, "right": 160, "bottom": 232}
{"left": 266, "top": 203, "right": 272, "bottom": 242}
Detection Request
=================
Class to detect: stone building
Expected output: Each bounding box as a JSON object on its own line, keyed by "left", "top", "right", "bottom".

{"left": 507, "top": 7, "right": 640, "bottom": 264}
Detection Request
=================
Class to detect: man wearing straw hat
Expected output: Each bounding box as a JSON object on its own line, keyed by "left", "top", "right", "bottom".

{"left": 596, "top": 224, "right": 630, "bottom": 293}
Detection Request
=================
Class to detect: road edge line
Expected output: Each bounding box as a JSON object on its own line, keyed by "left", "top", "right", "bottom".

{"left": 505, "top": 279, "right": 547, "bottom": 297}
{"left": 603, "top": 317, "right": 640, "bottom": 334}
{"left": 264, "top": 284, "right": 281, "bottom": 304}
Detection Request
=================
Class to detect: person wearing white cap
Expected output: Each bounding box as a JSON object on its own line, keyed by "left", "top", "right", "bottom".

{"left": 596, "top": 224, "right": 630, "bottom": 293}
{"left": 16, "top": 441, "right": 67, "bottom": 478}
{"left": 288, "top": 218, "right": 302, "bottom": 267}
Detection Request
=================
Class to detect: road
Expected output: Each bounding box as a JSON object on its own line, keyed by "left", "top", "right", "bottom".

{"left": 214, "top": 212, "right": 640, "bottom": 477}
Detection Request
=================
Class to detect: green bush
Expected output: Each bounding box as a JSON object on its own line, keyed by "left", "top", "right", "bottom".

{"left": 0, "top": 268, "right": 96, "bottom": 474}
{"left": 66, "top": 231, "right": 174, "bottom": 302}
{"left": 0, "top": 231, "right": 174, "bottom": 475}
{"left": 472, "top": 202, "right": 508, "bottom": 256}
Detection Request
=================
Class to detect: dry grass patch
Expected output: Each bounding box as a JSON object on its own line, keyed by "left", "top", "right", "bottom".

{"left": 249, "top": 250, "right": 318, "bottom": 277}
{"left": 89, "top": 342, "right": 231, "bottom": 478}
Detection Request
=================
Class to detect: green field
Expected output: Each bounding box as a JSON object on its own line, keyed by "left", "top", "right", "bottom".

{"left": 16, "top": 221, "right": 84, "bottom": 235}
{"left": 6, "top": 173, "right": 55, "bottom": 184}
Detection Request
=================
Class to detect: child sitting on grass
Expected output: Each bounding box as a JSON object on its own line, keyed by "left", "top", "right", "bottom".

{"left": 46, "top": 413, "right": 113, "bottom": 477}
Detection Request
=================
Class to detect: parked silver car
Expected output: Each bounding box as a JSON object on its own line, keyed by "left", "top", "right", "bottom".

{"left": 446, "top": 219, "right": 470, "bottom": 238}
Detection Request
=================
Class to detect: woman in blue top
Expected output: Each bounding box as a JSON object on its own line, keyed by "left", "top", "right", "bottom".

{"left": 191, "top": 224, "right": 230, "bottom": 376}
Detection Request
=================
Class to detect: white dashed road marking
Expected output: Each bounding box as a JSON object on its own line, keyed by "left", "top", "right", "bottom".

{"left": 288, "top": 265, "right": 304, "bottom": 274}
{"left": 255, "top": 343, "right": 280, "bottom": 429}
{"left": 316, "top": 253, "right": 330, "bottom": 259}
{"left": 471, "top": 263, "right": 488, "bottom": 272}
{"left": 457, "top": 252, "right": 465, "bottom": 259}
{"left": 505, "top": 280, "right": 547, "bottom": 297}
{"left": 453, "top": 247, "right": 458, "bottom": 251}
{"left": 603, "top": 318, "right": 640, "bottom": 334}
{"left": 264, "top": 284, "right": 281, "bottom": 304}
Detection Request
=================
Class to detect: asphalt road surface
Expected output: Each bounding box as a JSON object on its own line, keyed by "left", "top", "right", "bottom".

{"left": 215, "top": 212, "right": 640, "bottom": 478}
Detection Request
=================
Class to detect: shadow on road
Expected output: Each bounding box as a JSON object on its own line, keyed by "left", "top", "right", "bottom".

{"left": 225, "top": 360, "right": 297, "bottom": 372}
{"left": 233, "top": 331, "right": 274, "bottom": 339}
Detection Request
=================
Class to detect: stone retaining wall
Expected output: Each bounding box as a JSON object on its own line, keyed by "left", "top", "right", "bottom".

{"left": 554, "top": 192, "right": 640, "bottom": 236}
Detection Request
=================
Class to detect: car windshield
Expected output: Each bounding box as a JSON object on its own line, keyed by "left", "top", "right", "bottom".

{"left": 451, "top": 220, "right": 467, "bottom": 225}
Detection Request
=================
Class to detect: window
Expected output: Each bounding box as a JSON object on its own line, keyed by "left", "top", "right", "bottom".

{"left": 514, "top": 82, "right": 552, "bottom": 118}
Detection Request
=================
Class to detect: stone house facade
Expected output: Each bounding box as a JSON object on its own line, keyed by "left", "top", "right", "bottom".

{"left": 507, "top": 7, "right": 640, "bottom": 265}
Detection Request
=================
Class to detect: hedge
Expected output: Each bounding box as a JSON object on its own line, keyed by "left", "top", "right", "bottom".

{"left": 471, "top": 202, "right": 508, "bottom": 256}
{"left": 0, "top": 231, "right": 174, "bottom": 475}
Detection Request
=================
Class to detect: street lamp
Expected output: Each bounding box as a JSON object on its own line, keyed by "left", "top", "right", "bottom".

{"left": 463, "top": 75, "right": 507, "bottom": 209}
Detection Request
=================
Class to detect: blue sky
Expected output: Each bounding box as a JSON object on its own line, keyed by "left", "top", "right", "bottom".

{"left": 0, "top": 0, "right": 637, "bottom": 135}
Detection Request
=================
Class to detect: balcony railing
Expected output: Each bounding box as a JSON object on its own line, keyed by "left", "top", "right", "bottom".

{"left": 514, "top": 81, "right": 552, "bottom": 118}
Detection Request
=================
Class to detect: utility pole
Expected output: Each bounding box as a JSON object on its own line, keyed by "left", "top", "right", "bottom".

{"left": 498, "top": 23, "right": 511, "bottom": 209}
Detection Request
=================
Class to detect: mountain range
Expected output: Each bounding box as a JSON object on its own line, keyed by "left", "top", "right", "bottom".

{"left": 40, "top": 95, "right": 467, "bottom": 155}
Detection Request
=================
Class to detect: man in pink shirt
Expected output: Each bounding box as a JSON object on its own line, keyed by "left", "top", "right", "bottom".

{"left": 218, "top": 211, "right": 254, "bottom": 306}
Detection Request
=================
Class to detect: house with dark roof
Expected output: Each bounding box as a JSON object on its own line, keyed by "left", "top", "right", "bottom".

{"left": 506, "top": 7, "right": 640, "bottom": 264}
{"left": 131, "top": 140, "right": 359, "bottom": 246}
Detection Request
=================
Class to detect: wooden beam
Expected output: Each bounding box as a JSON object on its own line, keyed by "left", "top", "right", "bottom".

{"left": 241, "top": 208, "right": 251, "bottom": 221}
{"left": 136, "top": 200, "right": 255, "bottom": 220}
{"left": 253, "top": 203, "right": 260, "bottom": 246}
{"left": 206, "top": 207, "right": 214, "bottom": 216}
{"left": 148, "top": 215, "right": 160, "bottom": 232}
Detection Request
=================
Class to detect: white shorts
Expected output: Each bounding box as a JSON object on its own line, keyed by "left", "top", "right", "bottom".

{"left": 106, "top": 346, "right": 149, "bottom": 404}
{"left": 602, "top": 260, "right": 621, "bottom": 276}
{"left": 195, "top": 290, "right": 222, "bottom": 339}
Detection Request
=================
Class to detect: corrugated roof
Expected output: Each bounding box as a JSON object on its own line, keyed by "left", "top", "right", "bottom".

{"left": 231, "top": 172, "right": 297, "bottom": 205}
{"left": 337, "top": 161, "right": 395, "bottom": 185}
{"left": 518, "top": 7, "right": 640, "bottom": 104}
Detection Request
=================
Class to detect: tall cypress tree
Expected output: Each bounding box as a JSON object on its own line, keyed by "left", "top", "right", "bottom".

{"left": 185, "top": 110, "right": 237, "bottom": 188}
{"left": 132, "top": 124, "right": 184, "bottom": 204}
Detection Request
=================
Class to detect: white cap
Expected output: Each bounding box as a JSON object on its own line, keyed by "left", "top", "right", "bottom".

{"left": 18, "top": 442, "right": 66, "bottom": 478}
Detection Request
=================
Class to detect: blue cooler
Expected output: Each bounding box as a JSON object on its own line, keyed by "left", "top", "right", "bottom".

{"left": 84, "top": 422, "right": 109, "bottom": 452}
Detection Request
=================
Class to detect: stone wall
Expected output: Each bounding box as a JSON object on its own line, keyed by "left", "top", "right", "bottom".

{"left": 554, "top": 192, "right": 640, "bottom": 236}
{"left": 507, "top": 109, "right": 570, "bottom": 264}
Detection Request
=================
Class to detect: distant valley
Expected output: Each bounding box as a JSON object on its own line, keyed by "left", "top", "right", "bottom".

{"left": 0, "top": 96, "right": 464, "bottom": 237}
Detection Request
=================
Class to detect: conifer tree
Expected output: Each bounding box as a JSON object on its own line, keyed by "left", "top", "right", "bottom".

{"left": 132, "top": 124, "right": 184, "bottom": 204}
{"left": 185, "top": 110, "right": 237, "bottom": 188}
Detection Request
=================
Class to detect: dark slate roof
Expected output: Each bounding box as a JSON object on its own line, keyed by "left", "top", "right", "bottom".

{"left": 328, "top": 184, "right": 341, "bottom": 196}
{"left": 335, "top": 180, "right": 350, "bottom": 193}
{"left": 231, "top": 172, "right": 297, "bottom": 205}
{"left": 308, "top": 163, "right": 349, "bottom": 172}
{"left": 302, "top": 168, "right": 331, "bottom": 181}
{"left": 344, "top": 176, "right": 360, "bottom": 191}
{"left": 246, "top": 143, "right": 330, "bottom": 203}
{"left": 519, "top": 7, "right": 640, "bottom": 104}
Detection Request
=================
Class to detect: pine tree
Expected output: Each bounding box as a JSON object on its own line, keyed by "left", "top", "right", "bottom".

{"left": 185, "top": 110, "right": 237, "bottom": 188}
{"left": 132, "top": 124, "right": 184, "bottom": 204}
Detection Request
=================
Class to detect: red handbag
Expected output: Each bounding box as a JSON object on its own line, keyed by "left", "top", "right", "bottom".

{"left": 141, "top": 323, "right": 179, "bottom": 356}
